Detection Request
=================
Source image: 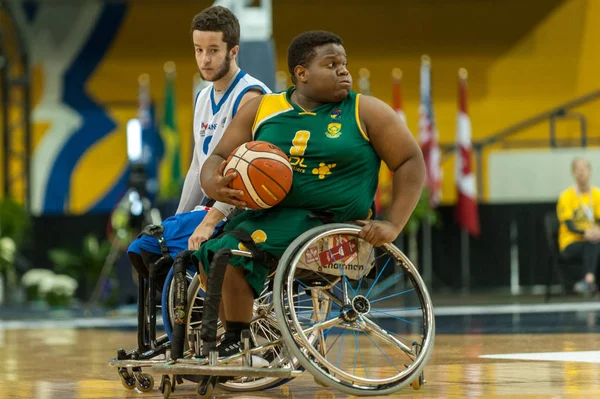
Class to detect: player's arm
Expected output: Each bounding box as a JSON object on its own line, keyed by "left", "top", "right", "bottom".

{"left": 556, "top": 193, "right": 587, "bottom": 235}
{"left": 176, "top": 143, "right": 204, "bottom": 214}
{"left": 188, "top": 202, "right": 235, "bottom": 250}
{"left": 200, "top": 95, "right": 265, "bottom": 207}
{"left": 236, "top": 88, "right": 263, "bottom": 110}
{"left": 357, "top": 95, "right": 426, "bottom": 246}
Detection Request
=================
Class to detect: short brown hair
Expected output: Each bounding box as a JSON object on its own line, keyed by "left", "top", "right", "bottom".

{"left": 190, "top": 6, "right": 240, "bottom": 50}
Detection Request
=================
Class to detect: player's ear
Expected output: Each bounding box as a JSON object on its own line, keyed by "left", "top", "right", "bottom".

{"left": 230, "top": 44, "right": 239, "bottom": 60}
{"left": 294, "top": 65, "right": 308, "bottom": 84}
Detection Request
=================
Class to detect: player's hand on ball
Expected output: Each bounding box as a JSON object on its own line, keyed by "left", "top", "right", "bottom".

{"left": 214, "top": 160, "right": 247, "bottom": 208}
{"left": 188, "top": 224, "right": 214, "bottom": 251}
{"left": 355, "top": 219, "right": 401, "bottom": 247}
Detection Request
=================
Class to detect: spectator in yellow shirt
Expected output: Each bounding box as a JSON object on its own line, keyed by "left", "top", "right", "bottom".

{"left": 557, "top": 158, "right": 600, "bottom": 295}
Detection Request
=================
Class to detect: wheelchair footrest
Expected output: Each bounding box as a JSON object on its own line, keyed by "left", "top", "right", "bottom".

{"left": 108, "top": 358, "right": 168, "bottom": 369}
{"left": 153, "top": 362, "right": 302, "bottom": 379}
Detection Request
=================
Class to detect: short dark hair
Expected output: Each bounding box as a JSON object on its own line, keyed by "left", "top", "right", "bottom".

{"left": 190, "top": 6, "right": 240, "bottom": 50}
{"left": 287, "top": 31, "right": 343, "bottom": 83}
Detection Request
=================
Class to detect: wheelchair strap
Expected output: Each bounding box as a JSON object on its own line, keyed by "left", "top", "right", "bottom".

{"left": 307, "top": 210, "right": 336, "bottom": 224}
{"left": 215, "top": 229, "right": 278, "bottom": 271}
{"left": 139, "top": 224, "right": 171, "bottom": 259}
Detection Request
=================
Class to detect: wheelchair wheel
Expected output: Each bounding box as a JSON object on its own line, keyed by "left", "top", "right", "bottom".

{"left": 165, "top": 271, "right": 296, "bottom": 391}
{"left": 163, "top": 265, "right": 199, "bottom": 343}
{"left": 273, "top": 224, "right": 435, "bottom": 396}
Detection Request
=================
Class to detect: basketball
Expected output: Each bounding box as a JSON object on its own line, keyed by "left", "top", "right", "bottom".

{"left": 224, "top": 141, "right": 293, "bottom": 210}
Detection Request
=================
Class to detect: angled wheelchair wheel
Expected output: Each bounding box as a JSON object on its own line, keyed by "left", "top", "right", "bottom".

{"left": 166, "top": 272, "right": 296, "bottom": 391}
{"left": 273, "top": 224, "right": 435, "bottom": 396}
{"left": 162, "top": 265, "right": 196, "bottom": 342}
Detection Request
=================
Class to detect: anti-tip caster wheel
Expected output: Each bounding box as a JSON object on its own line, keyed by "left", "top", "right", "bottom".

{"left": 118, "top": 369, "right": 136, "bottom": 390}
{"left": 196, "top": 376, "right": 216, "bottom": 399}
{"left": 411, "top": 372, "right": 424, "bottom": 390}
{"left": 162, "top": 380, "right": 171, "bottom": 399}
{"left": 135, "top": 373, "right": 154, "bottom": 393}
{"left": 160, "top": 375, "right": 174, "bottom": 398}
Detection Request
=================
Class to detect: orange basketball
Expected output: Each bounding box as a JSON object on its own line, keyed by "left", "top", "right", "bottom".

{"left": 224, "top": 141, "right": 293, "bottom": 210}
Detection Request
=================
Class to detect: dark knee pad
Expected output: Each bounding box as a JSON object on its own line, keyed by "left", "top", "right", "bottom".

{"left": 140, "top": 248, "right": 163, "bottom": 269}
{"left": 141, "top": 248, "right": 172, "bottom": 293}
{"left": 128, "top": 252, "right": 149, "bottom": 280}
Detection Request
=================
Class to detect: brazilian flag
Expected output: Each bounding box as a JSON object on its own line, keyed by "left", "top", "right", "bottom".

{"left": 158, "top": 65, "right": 182, "bottom": 199}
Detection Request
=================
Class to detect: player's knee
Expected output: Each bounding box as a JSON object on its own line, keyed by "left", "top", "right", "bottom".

{"left": 140, "top": 248, "right": 163, "bottom": 269}
{"left": 127, "top": 237, "right": 142, "bottom": 255}
{"left": 128, "top": 252, "right": 148, "bottom": 279}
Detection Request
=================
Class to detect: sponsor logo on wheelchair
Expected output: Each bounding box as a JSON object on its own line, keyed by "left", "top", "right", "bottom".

{"left": 301, "top": 235, "right": 374, "bottom": 280}
{"left": 174, "top": 306, "right": 186, "bottom": 325}
{"left": 319, "top": 262, "right": 364, "bottom": 272}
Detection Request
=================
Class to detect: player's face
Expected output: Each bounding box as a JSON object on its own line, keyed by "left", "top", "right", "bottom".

{"left": 573, "top": 160, "right": 591, "bottom": 186}
{"left": 192, "top": 30, "right": 236, "bottom": 82}
{"left": 304, "top": 43, "right": 352, "bottom": 103}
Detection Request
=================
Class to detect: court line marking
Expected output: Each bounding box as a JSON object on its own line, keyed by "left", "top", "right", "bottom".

{"left": 480, "top": 351, "right": 600, "bottom": 363}
{"left": 1, "top": 301, "right": 600, "bottom": 330}
{"left": 0, "top": 317, "right": 164, "bottom": 330}
{"left": 377, "top": 301, "right": 600, "bottom": 317}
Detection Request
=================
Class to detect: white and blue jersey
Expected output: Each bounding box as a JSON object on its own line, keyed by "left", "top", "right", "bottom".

{"left": 176, "top": 70, "right": 271, "bottom": 214}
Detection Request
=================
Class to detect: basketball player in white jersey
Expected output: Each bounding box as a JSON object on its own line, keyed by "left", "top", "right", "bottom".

{"left": 127, "top": 5, "right": 270, "bottom": 294}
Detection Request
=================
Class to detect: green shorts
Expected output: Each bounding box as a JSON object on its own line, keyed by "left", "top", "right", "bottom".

{"left": 192, "top": 207, "right": 323, "bottom": 297}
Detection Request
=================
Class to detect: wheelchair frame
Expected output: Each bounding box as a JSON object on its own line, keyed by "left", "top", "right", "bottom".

{"left": 151, "top": 224, "right": 435, "bottom": 398}
{"left": 109, "top": 256, "right": 174, "bottom": 392}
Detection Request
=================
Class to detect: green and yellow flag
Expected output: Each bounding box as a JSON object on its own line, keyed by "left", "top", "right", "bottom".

{"left": 159, "top": 62, "right": 182, "bottom": 199}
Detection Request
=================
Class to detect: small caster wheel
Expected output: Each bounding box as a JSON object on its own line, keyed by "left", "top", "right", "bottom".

{"left": 160, "top": 375, "right": 170, "bottom": 393}
{"left": 136, "top": 373, "right": 154, "bottom": 393}
{"left": 411, "top": 373, "right": 424, "bottom": 390}
{"left": 161, "top": 380, "right": 172, "bottom": 398}
{"left": 196, "top": 376, "right": 216, "bottom": 399}
{"left": 118, "top": 369, "right": 136, "bottom": 390}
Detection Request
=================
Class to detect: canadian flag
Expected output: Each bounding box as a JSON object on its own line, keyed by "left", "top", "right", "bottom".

{"left": 418, "top": 56, "right": 442, "bottom": 208}
{"left": 455, "top": 68, "right": 480, "bottom": 236}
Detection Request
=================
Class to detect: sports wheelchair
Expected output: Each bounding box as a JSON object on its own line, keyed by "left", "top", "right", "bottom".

{"left": 109, "top": 222, "right": 435, "bottom": 398}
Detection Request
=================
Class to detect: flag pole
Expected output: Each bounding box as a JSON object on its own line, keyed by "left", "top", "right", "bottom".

{"left": 461, "top": 226, "right": 470, "bottom": 294}
{"left": 411, "top": 62, "right": 432, "bottom": 288}
{"left": 458, "top": 67, "right": 471, "bottom": 295}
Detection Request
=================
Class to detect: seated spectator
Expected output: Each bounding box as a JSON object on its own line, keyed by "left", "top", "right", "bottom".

{"left": 557, "top": 158, "right": 600, "bottom": 295}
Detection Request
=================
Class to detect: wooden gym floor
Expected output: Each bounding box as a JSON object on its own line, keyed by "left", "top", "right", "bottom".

{"left": 1, "top": 302, "right": 599, "bottom": 398}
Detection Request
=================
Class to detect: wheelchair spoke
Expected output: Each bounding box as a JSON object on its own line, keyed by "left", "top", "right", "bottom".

{"left": 367, "top": 309, "right": 422, "bottom": 328}
{"left": 335, "top": 326, "right": 347, "bottom": 370}
{"left": 359, "top": 316, "right": 415, "bottom": 357}
{"left": 367, "top": 270, "right": 405, "bottom": 300}
{"left": 352, "top": 327, "right": 369, "bottom": 378}
{"left": 355, "top": 246, "right": 376, "bottom": 295}
{"left": 365, "top": 257, "right": 392, "bottom": 298}
{"left": 369, "top": 288, "right": 415, "bottom": 304}
{"left": 356, "top": 320, "right": 403, "bottom": 373}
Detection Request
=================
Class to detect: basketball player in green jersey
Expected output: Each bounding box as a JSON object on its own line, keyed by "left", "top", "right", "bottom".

{"left": 193, "top": 31, "right": 425, "bottom": 356}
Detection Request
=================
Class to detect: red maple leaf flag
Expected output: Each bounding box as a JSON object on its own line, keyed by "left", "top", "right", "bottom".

{"left": 455, "top": 68, "right": 480, "bottom": 236}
